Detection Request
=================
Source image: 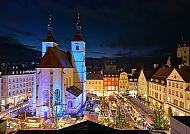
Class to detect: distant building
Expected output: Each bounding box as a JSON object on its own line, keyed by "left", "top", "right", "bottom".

{"left": 103, "top": 60, "right": 119, "bottom": 96}
{"left": 170, "top": 116, "right": 190, "bottom": 134}
{"left": 86, "top": 72, "right": 103, "bottom": 96}
{"left": 1, "top": 72, "right": 34, "bottom": 110}
{"left": 119, "top": 71, "right": 128, "bottom": 92}
{"left": 128, "top": 75, "right": 138, "bottom": 97}
{"left": 148, "top": 68, "right": 173, "bottom": 110}
{"left": 166, "top": 67, "right": 190, "bottom": 116}
{"left": 177, "top": 39, "right": 189, "bottom": 66}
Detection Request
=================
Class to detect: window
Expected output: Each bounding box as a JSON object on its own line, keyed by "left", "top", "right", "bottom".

{"left": 176, "top": 83, "right": 179, "bottom": 88}
{"left": 9, "top": 79, "right": 11, "bottom": 83}
{"left": 176, "top": 91, "right": 179, "bottom": 97}
{"left": 55, "top": 89, "right": 60, "bottom": 105}
{"left": 180, "top": 83, "right": 183, "bottom": 89}
{"left": 172, "top": 82, "right": 175, "bottom": 87}
{"left": 180, "top": 101, "right": 184, "bottom": 108}
{"left": 174, "top": 99, "right": 178, "bottom": 106}
{"left": 155, "top": 92, "right": 158, "bottom": 99}
{"left": 180, "top": 92, "right": 183, "bottom": 98}
{"left": 76, "top": 46, "right": 79, "bottom": 50}
{"left": 43, "top": 89, "right": 49, "bottom": 106}
{"left": 169, "top": 82, "right": 171, "bottom": 86}
{"left": 9, "top": 92, "right": 11, "bottom": 96}
{"left": 172, "top": 90, "right": 175, "bottom": 95}
{"left": 68, "top": 101, "right": 73, "bottom": 108}
{"left": 169, "top": 89, "right": 171, "bottom": 94}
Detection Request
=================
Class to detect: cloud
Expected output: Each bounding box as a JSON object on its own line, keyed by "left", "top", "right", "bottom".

{"left": 3, "top": 25, "right": 33, "bottom": 36}
{"left": 0, "top": 35, "right": 40, "bottom": 63}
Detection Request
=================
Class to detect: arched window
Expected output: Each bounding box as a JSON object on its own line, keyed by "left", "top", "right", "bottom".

{"left": 54, "top": 89, "right": 60, "bottom": 105}
{"left": 43, "top": 89, "right": 49, "bottom": 106}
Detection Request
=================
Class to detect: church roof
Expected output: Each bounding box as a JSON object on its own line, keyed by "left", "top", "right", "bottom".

{"left": 39, "top": 47, "right": 73, "bottom": 68}
{"left": 66, "top": 86, "right": 82, "bottom": 97}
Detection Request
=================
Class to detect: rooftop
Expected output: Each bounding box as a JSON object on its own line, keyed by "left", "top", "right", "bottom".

{"left": 66, "top": 86, "right": 82, "bottom": 97}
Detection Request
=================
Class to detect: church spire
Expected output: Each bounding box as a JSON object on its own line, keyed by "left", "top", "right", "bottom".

{"left": 43, "top": 14, "right": 57, "bottom": 43}
{"left": 48, "top": 14, "right": 53, "bottom": 34}
{"left": 73, "top": 12, "right": 83, "bottom": 41}
{"left": 76, "top": 12, "right": 81, "bottom": 34}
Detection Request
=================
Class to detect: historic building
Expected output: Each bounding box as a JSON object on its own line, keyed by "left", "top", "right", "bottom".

{"left": 103, "top": 60, "right": 119, "bottom": 96}
{"left": 1, "top": 67, "right": 34, "bottom": 110}
{"left": 177, "top": 39, "right": 189, "bottom": 66}
{"left": 166, "top": 67, "right": 190, "bottom": 116}
{"left": 148, "top": 68, "right": 173, "bottom": 110}
{"left": 31, "top": 14, "right": 86, "bottom": 118}
{"left": 86, "top": 72, "right": 103, "bottom": 96}
{"left": 138, "top": 68, "right": 157, "bottom": 101}
{"left": 119, "top": 71, "right": 128, "bottom": 93}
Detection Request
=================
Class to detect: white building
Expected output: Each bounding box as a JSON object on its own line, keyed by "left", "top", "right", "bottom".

{"left": 166, "top": 67, "right": 190, "bottom": 116}
{"left": 1, "top": 72, "right": 34, "bottom": 110}
{"left": 32, "top": 14, "right": 86, "bottom": 118}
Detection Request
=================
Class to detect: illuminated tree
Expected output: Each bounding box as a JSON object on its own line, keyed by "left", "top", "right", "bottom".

{"left": 152, "top": 107, "right": 169, "bottom": 130}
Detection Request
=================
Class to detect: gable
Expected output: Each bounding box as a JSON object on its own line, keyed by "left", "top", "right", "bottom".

{"left": 167, "top": 69, "right": 184, "bottom": 82}
{"left": 138, "top": 70, "right": 146, "bottom": 81}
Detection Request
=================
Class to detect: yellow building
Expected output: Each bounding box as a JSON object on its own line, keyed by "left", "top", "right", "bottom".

{"left": 86, "top": 72, "right": 103, "bottom": 96}
{"left": 138, "top": 69, "right": 156, "bottom": 101}
{"left": 166, "top": 67, "right": 190, "bottom": 116}
{"left": 148, "top": 68, "right": 173, "bottom": 110}
{"left": 119, "top": 72, "right": 128, "bottom": 93}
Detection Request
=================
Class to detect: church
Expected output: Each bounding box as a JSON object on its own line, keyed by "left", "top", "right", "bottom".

{"left": 31, "top": 14, "right": 86, "bottom": 118}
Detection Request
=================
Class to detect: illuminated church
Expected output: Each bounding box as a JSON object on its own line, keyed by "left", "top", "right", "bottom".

{"left": 31, "top": 14, "right": 86, "bottom": 118}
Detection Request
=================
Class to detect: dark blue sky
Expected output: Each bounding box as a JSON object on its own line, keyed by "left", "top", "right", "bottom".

{"left": 0, "top": 0, "right": 190, "bottom": 65}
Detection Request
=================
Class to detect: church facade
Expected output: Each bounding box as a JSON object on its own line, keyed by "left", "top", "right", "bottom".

{"left": 31, "top": 14, "right": 86, "bottom": 118}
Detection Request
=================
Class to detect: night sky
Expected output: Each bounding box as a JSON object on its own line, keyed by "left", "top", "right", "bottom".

{"left": 0, "top": 0, "right": 190, "bottom": 66}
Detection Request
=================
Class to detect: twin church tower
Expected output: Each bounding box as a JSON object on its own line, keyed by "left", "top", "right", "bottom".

{"left": 31, "top": 13, "right": 86, "bottom": 118}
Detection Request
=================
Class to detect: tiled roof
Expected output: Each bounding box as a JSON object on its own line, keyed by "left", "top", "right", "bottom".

{"left": 178, "top": 40, "right": 189, "bottom": 47}
{"left": 66, "top": 86, "right": 82, "bottom": 97}
{"left": 143, "top": 68, "right": 158, "bottom": 81}
{"left": 151, "top": 68, "right": 173, "bottom": 84}
{"left": 103, "top": 70, "right": 119, "bottom": 76}
{"left": 87, "top": 72, "right": 103, "bottom": 80}
{"left": 39, "top": 47, "right": 73, "bottom": 68}
{"left": 176, "top": 66, "right": 190, "bottom": 83}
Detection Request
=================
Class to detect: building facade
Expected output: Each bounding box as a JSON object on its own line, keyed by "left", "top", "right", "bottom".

{"left": 66, "top": 86, "right": 82, "bottom": 114}
{"left": 148, "top": 68, "right": 173, "bottom": 110}
{"left": 138, "top": 69, "right": 156, "bottom": 101}
{"left": 166, "top": 67, "right": 190, "bottom": 116}
{"left": 177, "top": 39, "right": 189, "bottom": 66}
{"left": 1, "top": 72, "right": 34, "bottom": 110}
{"left": 119, "top": 72, "right": 128, "bottom": 93}
{"left": 32, "top": 14, "right": 86, "bottom": 118}
{"left": 86, "top": 72, "right": 103, "bottom": 96}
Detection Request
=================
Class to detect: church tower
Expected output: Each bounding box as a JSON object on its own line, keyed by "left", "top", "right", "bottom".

{"left": 42, "top": 15, "right": 58, "bottom": 57}
{"left": 177, "top": 37, "right": 189, "bottom": 66}
{"left": 71, "top": 13, "right": 86, "bottom": 105}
